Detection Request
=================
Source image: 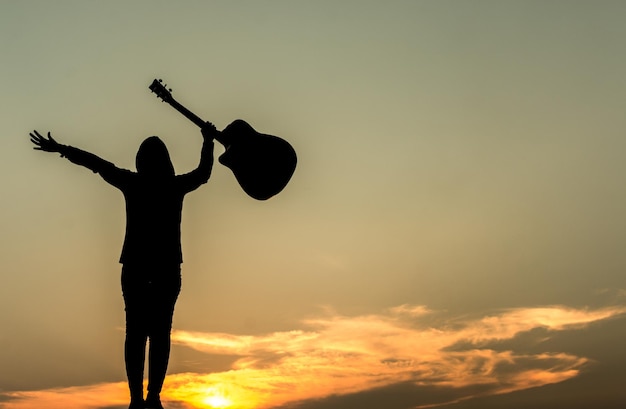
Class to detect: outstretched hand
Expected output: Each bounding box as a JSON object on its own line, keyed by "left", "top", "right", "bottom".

{"left": 201, "top": 122, "right": 218, "bottom": 141}
{"left": 30, "top": 130, "right": 62, "bottom": 153}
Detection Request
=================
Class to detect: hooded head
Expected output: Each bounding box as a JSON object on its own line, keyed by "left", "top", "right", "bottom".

{"left": 136, "top": 136, "right": 175, "bottom": 177}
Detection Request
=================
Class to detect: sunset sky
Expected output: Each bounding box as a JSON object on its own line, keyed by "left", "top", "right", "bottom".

{"left": 1, "top": 1, "right": 626, "bottom": 408}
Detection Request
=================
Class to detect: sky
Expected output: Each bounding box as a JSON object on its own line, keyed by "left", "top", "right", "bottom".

{"left": 1, "top": 1, "right": 626, "bottom": 408}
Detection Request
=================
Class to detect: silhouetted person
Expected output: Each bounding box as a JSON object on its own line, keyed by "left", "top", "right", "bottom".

{"left": 30, "top": 125, "right": 216, "bottom": 409}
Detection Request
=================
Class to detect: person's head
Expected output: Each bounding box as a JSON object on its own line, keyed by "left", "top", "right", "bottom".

{"left": 136, "top": 136, "right": 175, "bottom": 177}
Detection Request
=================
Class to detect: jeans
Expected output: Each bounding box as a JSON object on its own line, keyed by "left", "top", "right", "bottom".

{"left": 121, "top": 263, "right": 181, "bottom": 401}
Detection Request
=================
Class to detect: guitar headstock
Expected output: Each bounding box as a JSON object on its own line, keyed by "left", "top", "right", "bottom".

{"left": 149, "top": 79, "right": 174, "bottom": 103}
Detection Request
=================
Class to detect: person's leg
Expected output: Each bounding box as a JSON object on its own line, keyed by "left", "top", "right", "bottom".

{"left": 145, "top": 265, "right": 181, "bottom": 408}
{"left": 125, "top": 330, "right": 147, "bottom": 405}
{"left": 122, "top": 265, "right": 149, "bottom": 407}
{"left": 145, "top": 328, "right": 172, "bottom": 408}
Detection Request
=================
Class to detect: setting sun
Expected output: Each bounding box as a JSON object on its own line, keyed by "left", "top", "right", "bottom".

{"left": 199, "top": 387, "right": 233, "bottom": 409}
{"left": 204, "top": 394, "right": 232, "bottom": 409}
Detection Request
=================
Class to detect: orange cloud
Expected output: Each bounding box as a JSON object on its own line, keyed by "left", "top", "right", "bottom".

{"left": 168, "top": 304, "right": 625, "bottom": 408}
{"left": 1, "top": 304, "right": 624, "bottom": 409}
{"left": 0, "top": 382, "right": 129, "bottom": 409}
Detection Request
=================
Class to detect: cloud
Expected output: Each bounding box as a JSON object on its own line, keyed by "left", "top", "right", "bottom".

{"left": 0, "top": 382, "right": 130, "bottom": 409}
{"left": 166, "top": 304, "right": 625, "bottom": 408}
{"left": 1, "top": 304, "right": 624, "bottom": 409}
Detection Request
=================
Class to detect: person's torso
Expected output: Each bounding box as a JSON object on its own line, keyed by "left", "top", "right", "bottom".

{"left": 120, "top": 176, "right": 186, "bottom": 264}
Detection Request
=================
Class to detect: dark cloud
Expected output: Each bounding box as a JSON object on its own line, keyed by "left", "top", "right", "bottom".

{"left": 273, "top": 381, "right": 491, "bottom": 409}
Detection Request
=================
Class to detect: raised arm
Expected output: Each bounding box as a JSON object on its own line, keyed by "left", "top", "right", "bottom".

{"left": 30, "top": 129, "right": 115, "bottom": 172}
{"left": 177, "top": 122, "right": 216, "bottom": 193}
{"left": 29, "top": 130, "right": 128, "bottom": 188}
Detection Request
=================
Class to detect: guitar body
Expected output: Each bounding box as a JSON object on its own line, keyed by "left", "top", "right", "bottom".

{"left": 218, "top": 120, "right": 297, "bottom": 200}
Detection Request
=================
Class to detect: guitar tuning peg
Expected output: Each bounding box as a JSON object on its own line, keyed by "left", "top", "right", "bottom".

{"left": 168, "top": 88, "right": 172, "bottom": 92}
{"left": 158, "top": 79, "right": 163, "bottom": 82}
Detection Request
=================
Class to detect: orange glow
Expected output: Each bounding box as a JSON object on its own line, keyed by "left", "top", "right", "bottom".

{"left": 204, "top": 394, "right": 231, "bottom": 408}
{"left": 1, "top": 304, "right": 624, "bottom": 409}
{"left": 190, "top": 386, "right": 233, "bottom": 408}
{"left": 161, "top": 375, "right": 266, "bottom": 409}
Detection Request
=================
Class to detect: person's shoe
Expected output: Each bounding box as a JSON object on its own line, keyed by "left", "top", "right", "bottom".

{"left": 128, "top": 399, "right": 144, "bottom": 409}
{"left": 145, "top": 396, "right": 164, "bottom": 409}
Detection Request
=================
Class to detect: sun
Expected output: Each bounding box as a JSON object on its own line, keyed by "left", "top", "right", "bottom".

{"left": 204, "top": 394, "right": 232, "bottom": 408}
{"left": 202, "top": 390, "right": 233, "bottom": 409}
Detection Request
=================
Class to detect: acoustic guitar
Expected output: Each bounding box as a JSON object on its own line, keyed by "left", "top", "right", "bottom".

{"left": 149, "top": 79, "right": 297, "bottom": 200}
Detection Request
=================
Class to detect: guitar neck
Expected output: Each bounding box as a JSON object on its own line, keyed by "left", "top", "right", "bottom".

{"left": 167, "top": 98, "right": 229, "bottom": 146}
{"left": 167, "top": 98, "right": 206, "bottom": 128}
